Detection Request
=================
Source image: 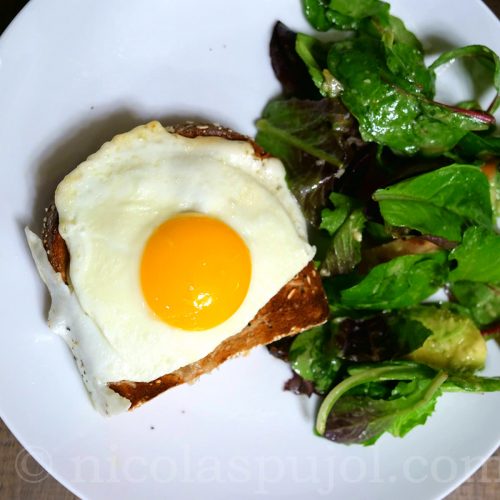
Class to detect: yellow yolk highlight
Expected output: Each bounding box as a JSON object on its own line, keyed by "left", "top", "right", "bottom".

{"left": 140, "top": 213, "right": 251, "bottom": 331}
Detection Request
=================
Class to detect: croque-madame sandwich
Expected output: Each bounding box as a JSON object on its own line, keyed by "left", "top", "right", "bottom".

{"left": 26, "top": 121, "right": 329, "bottom": 415}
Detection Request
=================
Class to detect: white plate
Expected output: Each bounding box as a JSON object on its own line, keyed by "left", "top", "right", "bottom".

{"left": 1, "top": 0, "right": 499, "bottom": 498}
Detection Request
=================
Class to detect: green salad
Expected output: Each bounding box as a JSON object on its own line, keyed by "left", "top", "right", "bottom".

{"left": 256, "top": 0, "right": 500, "bottom": 445}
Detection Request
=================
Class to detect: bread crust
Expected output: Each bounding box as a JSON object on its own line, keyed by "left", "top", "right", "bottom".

{"left": 42, "top": 203, "right": 69, "bottom": 284}
{"left": 42, "top": 122, "right": 329, "bottom": 409}
{"left": 110, "top": 261, "right": 326, "bottom": 407}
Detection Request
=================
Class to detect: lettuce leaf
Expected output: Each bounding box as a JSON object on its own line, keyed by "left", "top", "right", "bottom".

{"left": 449, "top": 227, "right": 500, "bottom": 284}
{"left": 320, "top": 193, "right": 366, "bottom": 275}
{"left": 335, "top": 313, "right": 432, "bottom": 362}
{"left": 373, "top": 165, "right": 492, "bottom": 241}
{"left": 269, "top": 22, "right": 323, "bottom": 99}
{"left": 256, "top": 98, "right": 371, "bottom": 225}
{"left": 300, "top": 1, "right": 496, "bottom": 156}
{"left": 288, "top": 325, "right": 343, "bottom": 393}
{"left": 317, "top": 361, "right": 500, "bottom": 445}
{"left": 450, "top": 281, "right": 500, "bottom": 327}
{"left": 324, "top": 377, "right": 443, "bottom": 445}
{"left": 338, "top": 252, "right": 448, "bottom": 310}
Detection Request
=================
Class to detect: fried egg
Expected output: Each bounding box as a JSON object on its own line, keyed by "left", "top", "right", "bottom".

{"left": 27, "top": 121, "right": 315, "bottom": 414}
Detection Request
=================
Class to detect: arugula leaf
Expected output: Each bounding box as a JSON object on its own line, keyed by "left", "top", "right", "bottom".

{"left": 302, "top": 0, "right": 334, "bottom": 31}
{"left": 321, "top": 208, "right": 366, "bottom": 276}
{"left": 339, "top": 252, "right": 448, "bottom": 310}
{"left": 444, "top": 373, "right": 500, "bottom": 392}
{"left": 265, "top": 1, "right": 500, "bottom": 448}
{"left": 383, "top": 41, "right": 434, "bottom": 97}
{"left": 300, "top": 2, "right": 498, "bottom": 156}
{"left": 325, "top": 37, "right": 421, "bottom": 151}
{"left": 429, "top": 45, "right": 500, "bottom": 114}
{"left": 324, "top": 36, "right": 492, "bottom": 155}
{"left": 319, "top": 206, "right": 349, "bottom": 236}
{"left": 299, "top": 2, "right": 496, "bottom": 156}
{"left": 406, "top": 306, "right": 487, "bottom": 372}
{"left": 329, "top": 0, "right": 388, "bottom": 19}
{"left": 373, "top": 14, "right": 433, "bottom": 96}
{"left": 319, "top": 193, "right": 353, "bottom": 235}
{"left": 295, "top": 33, "right": 334, "bottom": 97}
{"left": 360, "top": 237, "right": 448, "bottom": 273}
{"left": 449, "top": 227, "right": 500, "bottom": 284}
{"left": 256, "top": 98, "right": 369, "bottom": 226}
{"left": 325, "top": 10, "right": 360, "bottom": 30}
{"left": 379, "top": 14, "right": 422, "bottom": 50}
{"left": 364, "top": 221, "right": 393, "bottom": 243}
{"left": 454, "top": 132, "right": 500, "bottom": 161}
{"left": 289, "top": 325, "right": 343, "bottom": 393}
{"left": 302, "top": 0, "right": 384, "bottom": 31}
{"left": 327, "top": 0, "right": 431, "bottom": 95}
{"left": 373, "top": 164, "right": 492, "bottom": 241}
{"left": 450, "top": 281, "right": 500, "bottom": 327}
{"left": 420, "top": 101, "right": 495, "bottom": 130}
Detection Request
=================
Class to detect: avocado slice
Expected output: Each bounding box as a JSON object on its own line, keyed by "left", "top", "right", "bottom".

{"left": 406, "top": 305, "right": 486, "bottom": 372}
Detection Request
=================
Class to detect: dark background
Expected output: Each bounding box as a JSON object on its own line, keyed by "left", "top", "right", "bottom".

{"left": 1, "top": 0, "right": 28, "bottom": 32}
{"left": 1, "top": 0, "right": 28, "bottom": 33}
{"left": 0, "top": 1, "right": 499, "bottom": 500}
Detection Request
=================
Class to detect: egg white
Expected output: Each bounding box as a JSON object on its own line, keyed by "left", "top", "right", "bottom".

{"left": 28, "top": 121, "right": 314, "bottom": 414}
{"left": 26, "top": 229, "right": 131, "bottom": 415}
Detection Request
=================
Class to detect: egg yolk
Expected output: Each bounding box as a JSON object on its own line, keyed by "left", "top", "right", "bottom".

{"left": 140, "top": 213, "right": 251, "bottom": 331}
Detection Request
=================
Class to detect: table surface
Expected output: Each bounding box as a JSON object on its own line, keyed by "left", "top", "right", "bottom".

{"left": 1, "top": 0, "right": 499, "bottom": 498}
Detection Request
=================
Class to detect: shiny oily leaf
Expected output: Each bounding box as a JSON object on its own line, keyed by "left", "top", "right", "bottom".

{"left": 339, "top": 252, "right": 448, "bottom": 310}
{"left": 320, "top": 208, "right": 366, "bottom": 276}
{"left": 289, "top": 325, "right": 343, "bottom": 394}
{"left": 450, "top": 281, "right": 500, "bottom": 328}
{"left": 373, "top": 165, "right": 492, "bottom": 241}
{"left": 324, "top": 378, "right": 443, "bottom": 445}
{"left": 256, "top": 98, "right": 367, "bottom": 226}
{"left": 449, "top": 226, "right": 500, "bottom": 284}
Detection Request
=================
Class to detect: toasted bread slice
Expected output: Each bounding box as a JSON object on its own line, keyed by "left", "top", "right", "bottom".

{"left": 41, "top": 123, "right": 329, "bottom": 410}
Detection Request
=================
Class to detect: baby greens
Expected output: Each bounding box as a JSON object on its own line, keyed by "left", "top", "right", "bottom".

{"left": 258, "top": 0, "right": 500, "bottom": 445}
{"left": 297, "top": 1, "right": 498, "bottom": 156}
{"left": 373, "top": 165, "right": 492, "bottom": 241}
